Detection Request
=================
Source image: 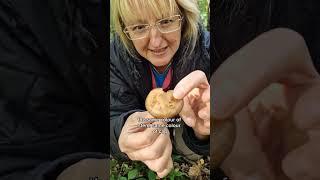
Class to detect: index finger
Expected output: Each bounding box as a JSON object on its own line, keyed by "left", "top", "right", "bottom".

{"left": 173, "top": 70, "right": 209, "bottom": 99}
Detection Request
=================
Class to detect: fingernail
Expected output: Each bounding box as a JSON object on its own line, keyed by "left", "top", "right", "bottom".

{"left": 184, "top": 117, "right": 195, "bottom": 127}
{"left": 173, "top": 88, "right": 184, "bottom": 99}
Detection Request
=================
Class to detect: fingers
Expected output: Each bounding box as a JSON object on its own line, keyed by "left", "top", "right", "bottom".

{"left": 143, "top": 139, "right": 172, "bottom": 173}
{"left": 120, "top": 112, "right": 173, "bottom": 176}
{"left": 282, "top": 140, "right": 320, "bottom": 180}
{"left": 195, "top": 120, "right": 210, "bottom": 137}
{"left": 198, "top": 103, "right": 210, "bottom": 121}
{"left": 284, "top": 84, "right": 320, "bottom": 179}
{"left": 173, "top": 70, "right": 209, "bottom": 99}
{"left": 221, "top": 108, "right": 275, "bottom": 180}
{"left": 211, "top": 28, "right": 318, "bottom": 120}
{"left": 293, "top": 85, "right": 320, "bottom": 130}
{"left": 179, "top": 97, "right": 197, "bottom": 127}
{"left": 173, "top": 70, "right": 210, "bottom": 138}
{"left": 121, "top": 111, "right": 166, "bottom": 151}
{"left": 180, "top": 91, "right": 210, "bottom": 138}
{"left": 187, "top": 87, "right": 210, "bottom": 103}
{"left": 195, "top": 106, "right": 210, "bottom": 136}
{"left": 156, "top": 157, "right": 173, "bottom": 178}
{"left": 122, "top": 126, "right": 161, "bottom": 150}
{"left": 128, "top": 132, "right": 170, "bottom": 161}
{"left": 126, "top": 111, "right": 155, "bottom": 133}
{"left": 201, "top": 87, "right": 210, "bottom": 103}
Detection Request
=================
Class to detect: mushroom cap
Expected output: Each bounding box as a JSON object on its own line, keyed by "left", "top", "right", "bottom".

{"left": 145, "top": 88, "right": 184, "bottom": 118}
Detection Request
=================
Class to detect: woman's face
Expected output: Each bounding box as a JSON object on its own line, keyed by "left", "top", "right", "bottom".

{"left": 130, "top": 15, "right": 181, "bottom": 71}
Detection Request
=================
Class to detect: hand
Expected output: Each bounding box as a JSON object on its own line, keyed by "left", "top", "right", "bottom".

{"left": 212, "top": 28, "right": 320, "bottom": 179}
{"left": 173, "top": 70, "right": 210, "bottom": 140}
{"left": 118, "top": 111, "right": 173, "bottom": 178}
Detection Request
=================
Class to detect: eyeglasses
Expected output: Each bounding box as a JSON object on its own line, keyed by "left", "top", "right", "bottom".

{"left": 123, "top": 15, "right": 183, "bottom": 40}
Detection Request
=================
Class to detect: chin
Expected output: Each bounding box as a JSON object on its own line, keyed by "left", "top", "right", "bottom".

{"left": 152, "top": 59, "right": 170, "bottom": 67}
{"left": 152, "top": 56, "right": 172, "bottom": 65}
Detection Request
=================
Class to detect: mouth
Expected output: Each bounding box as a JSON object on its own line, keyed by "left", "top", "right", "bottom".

{"left": 150, "top": 47, "right": 168, "bottom": 56}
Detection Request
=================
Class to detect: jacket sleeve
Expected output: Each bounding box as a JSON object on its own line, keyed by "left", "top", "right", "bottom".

{"left": 109, "top": 39, "right": 145, "bottom": 160}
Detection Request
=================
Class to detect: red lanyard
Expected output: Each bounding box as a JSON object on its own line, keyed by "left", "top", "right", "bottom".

{"left": 151, "top": 67, "right": 172, "bottom": 91}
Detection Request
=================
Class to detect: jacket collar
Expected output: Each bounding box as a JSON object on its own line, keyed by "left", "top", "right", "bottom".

{"left": 12, "top": 0, "right": 92, "bottom": 106}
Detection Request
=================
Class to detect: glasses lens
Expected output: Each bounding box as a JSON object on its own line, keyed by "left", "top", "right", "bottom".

{"left": 157, "top": 15, "right": 181, "bottom": 33}
{"left": 124, "top": 24, "right": 149, "bottom": 40}
{"left": 123, "top": 15, "right": 182, "bottom": 40}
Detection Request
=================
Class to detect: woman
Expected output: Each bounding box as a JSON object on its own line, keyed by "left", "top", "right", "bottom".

{"left": 110, "top": 0, "right": 211, "bottom": 178}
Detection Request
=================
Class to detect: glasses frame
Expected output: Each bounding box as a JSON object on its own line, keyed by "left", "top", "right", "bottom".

{"left": 123, "top": 15, "right": 183, "bottom": 40}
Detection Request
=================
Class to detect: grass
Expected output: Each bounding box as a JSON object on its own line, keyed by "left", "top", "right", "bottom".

{"left": 110, "top": 154, "right": 210, "bottom": 180}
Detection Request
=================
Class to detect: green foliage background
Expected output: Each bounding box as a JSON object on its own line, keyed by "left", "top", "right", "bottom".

{"left": 198, "top": 0, "right": 210, "bottom": 30}
{"left": 110, "top": 0, "right": 210, "bottom": 38}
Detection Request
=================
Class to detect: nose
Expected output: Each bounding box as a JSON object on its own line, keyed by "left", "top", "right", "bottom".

{"left": 149, "top": 26, "right": 162, "bottom": 48}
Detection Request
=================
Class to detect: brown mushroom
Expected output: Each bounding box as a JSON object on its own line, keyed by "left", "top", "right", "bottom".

{"left": 145, "top": 88, "right": 184, "bottom": 118}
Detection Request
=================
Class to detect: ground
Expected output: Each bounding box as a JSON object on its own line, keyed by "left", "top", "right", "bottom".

{"left": 110, "top": 154, "right": 210, "bottom": 180}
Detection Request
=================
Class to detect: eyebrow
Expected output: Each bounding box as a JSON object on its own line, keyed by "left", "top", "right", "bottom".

{"left": 128, "top": 18, "right": 148, "bottom": 25}
{"left": 126, "top": 13, "right": 175, "bottom": 26}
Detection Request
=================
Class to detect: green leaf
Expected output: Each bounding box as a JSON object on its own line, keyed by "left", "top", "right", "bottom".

{"left": 175, "top": 176, "right": 187, "bottom": 180}
{"left": 172, "top": 155, "right": 182, "bottom": 161}
{"left": 110, "top": 174, "right": 115, "bottom": 180}
{"left": 110, "top": 159, "right": 117, "bottom": 168}
{"left": 121, "top": 163, "right": 131, "bottom": 174}
{"left": 167, "top": 170, "right": 176, "bottom": 180}
{"left": 169, "top": 174, "right": 175, "bottom": 180}
{"left": 119, "top": 177, "right": 127, "bottom": 180}
{"left": 174, "top": 171, "right": 183, "bottom": 177}
{"left": 121, "top": 163, "right": 129, "bottom": 170}
{"left": 147, "top": 170, "right": 157, "bottom": 180}
{"left": 135, "top": 162, "right": 147, "bottom": 172}
{"left": 128, "top": 169, "right": 138, "bottom": 180}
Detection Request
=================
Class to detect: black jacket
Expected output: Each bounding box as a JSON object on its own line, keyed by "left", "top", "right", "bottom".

{"left": 0, "top": 0, "right": 107, "bottom": 179}
{"left": 110, "top": 27, "right": 211, "bottom": 160}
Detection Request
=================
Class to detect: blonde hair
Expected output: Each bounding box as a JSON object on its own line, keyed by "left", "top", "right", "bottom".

{"left": 111, "top": 0, "right": 200, "bottom": 58}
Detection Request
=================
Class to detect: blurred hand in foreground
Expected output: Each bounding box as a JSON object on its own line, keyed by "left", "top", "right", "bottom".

{"left": 212, "top": 28, "right": 320, "bottom": 180}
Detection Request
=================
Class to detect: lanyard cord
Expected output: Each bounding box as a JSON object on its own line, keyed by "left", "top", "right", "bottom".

{"left": 150, "top": 62, "right": 172, "bottom": 75}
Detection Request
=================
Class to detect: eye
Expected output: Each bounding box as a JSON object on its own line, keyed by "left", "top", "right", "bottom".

{"left": 131, "top": 25, "right": 147, "bottom": 31}
{"left": 160, "top": 19, "right": 174, "bottom": 25}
